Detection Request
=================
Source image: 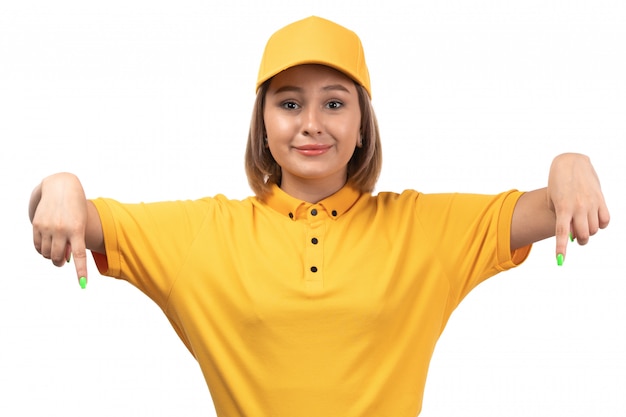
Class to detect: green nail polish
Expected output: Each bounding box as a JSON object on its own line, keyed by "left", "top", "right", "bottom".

{"left": 569, "top": 233, "right": 574, "bottom": 242}
{"left": 556, "top": 253, "right": 564, "bottom": 266}
{"left": 79, "top": 277, "right": 87, "bottom": 289}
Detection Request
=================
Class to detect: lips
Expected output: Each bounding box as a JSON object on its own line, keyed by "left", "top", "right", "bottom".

{"left": 294, "top": 144, "right": 332, "bottom": 156}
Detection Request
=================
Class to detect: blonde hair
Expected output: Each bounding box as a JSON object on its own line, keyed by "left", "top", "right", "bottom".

{"left": 245, "top": 80, "right": 382, "bottom": 199}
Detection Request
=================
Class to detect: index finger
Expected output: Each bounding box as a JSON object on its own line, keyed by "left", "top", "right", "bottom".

{"left": 554, "top": 215, "right": 571, "bottom": 266}
{"left": 68, "top": 237, "right": 88, "bottom": 289}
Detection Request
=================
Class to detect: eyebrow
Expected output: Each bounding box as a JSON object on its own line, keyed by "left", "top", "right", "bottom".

{"left": 272, "top": 84, "right": 352, "bottom": 94}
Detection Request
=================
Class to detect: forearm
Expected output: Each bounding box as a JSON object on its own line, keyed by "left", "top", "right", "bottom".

{"left": 85, "top": 200, "right": 105, "bottom": 254}
{"left": 510, "top": 188, "right": 555, "bottom": 250}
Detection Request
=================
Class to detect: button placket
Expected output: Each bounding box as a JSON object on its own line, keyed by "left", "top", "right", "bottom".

{"left": 304, "top": 208, "right": 325, "bottom": 289}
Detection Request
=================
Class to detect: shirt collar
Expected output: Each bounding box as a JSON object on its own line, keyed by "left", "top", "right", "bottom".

{"left": 263, "top": 184, "right": 362, "bottom": 221}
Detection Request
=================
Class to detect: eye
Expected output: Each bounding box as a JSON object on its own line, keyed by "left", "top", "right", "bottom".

{"left": 281, "top": 101, "right": 300, "bottom": 110}
{"left": 326, "top": 100, "right": 343, "bottom": 110}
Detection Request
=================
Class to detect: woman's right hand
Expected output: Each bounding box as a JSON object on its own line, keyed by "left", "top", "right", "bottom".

{"left": 29, "top": 172, "right": 93, "bottom": 286}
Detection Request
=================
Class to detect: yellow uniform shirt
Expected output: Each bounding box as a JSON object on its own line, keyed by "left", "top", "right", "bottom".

{"left": 92, "top": 184, "right": 530, "bottom": 417}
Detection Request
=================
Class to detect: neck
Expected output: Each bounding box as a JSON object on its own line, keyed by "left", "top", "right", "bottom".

{"left": 280, "top": 176, "right": 346, "bottom": 203}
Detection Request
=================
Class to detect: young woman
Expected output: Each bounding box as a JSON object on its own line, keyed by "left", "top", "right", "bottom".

{"left": 29, "top": 16, "right": 609, "bottom": 417}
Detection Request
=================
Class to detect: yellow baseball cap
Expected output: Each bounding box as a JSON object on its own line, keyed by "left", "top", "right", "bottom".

{"left": 256, "top": 16, "right": 372, "bottom": 97}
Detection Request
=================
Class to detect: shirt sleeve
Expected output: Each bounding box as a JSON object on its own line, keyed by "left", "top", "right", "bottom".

{"left": 414, "top": 190, "right": 532, "bottom": 305}
{"left": 90, "top": 197, "right": 213, "bottom": 309}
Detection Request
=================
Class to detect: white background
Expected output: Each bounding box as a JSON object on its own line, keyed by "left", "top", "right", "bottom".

{"left": 1, "top": 0, "right": 624, "bottom": 415}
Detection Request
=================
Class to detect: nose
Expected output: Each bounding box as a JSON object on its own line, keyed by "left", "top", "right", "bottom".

{"left": 302, "top": 106, "right": 322, "bottom": 137}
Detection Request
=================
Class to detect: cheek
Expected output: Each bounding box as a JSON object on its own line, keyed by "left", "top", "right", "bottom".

{"left": 341, "top": 118, "right": 362, "bottom": 146}
{"left": 263, "top": 109, "right": 293, "bottom": 139}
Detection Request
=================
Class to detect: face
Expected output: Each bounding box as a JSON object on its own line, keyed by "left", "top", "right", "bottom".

{"left": 263, "top": 64, "right": 361, "bottom": 200}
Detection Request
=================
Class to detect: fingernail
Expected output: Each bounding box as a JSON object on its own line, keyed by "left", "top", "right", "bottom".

{"left": 556, "top": 253, "right": 564, "bottom": 266}
{"left": 79, "top": 277, "right": 87, "bottom": 289}
{"left": 569, "top": 233, "right": 574, "bottom": 242}
{"left": 67, "top": 254, "right": 71, "bottom": 263}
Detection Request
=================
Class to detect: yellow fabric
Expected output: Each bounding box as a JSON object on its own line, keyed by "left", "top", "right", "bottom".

{"left": 91, "top": 184, "right": 530, "bottom": 417}
{"left": 256, "top": 16, "right": 371, "bottom": 97}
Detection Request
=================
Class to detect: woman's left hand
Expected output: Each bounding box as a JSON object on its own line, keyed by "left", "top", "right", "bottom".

{"left": 547, "top": 153, "right": 610, "bottom": 263}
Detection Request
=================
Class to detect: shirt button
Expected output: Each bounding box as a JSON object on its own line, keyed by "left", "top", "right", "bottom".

{"left": 310, "top": 266, "right": 318, "bottom": 273}
{"left": 311, "top": 208, "right": 318, "bottom": 216}
{"left": 288, "top": 212, "right": 294, "bottom": 219}
{"left": 311, "top": 237, "right": 318, "bottom": 245}
{"left": 331, "top": 210, "right": 338, "bottom": 216}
